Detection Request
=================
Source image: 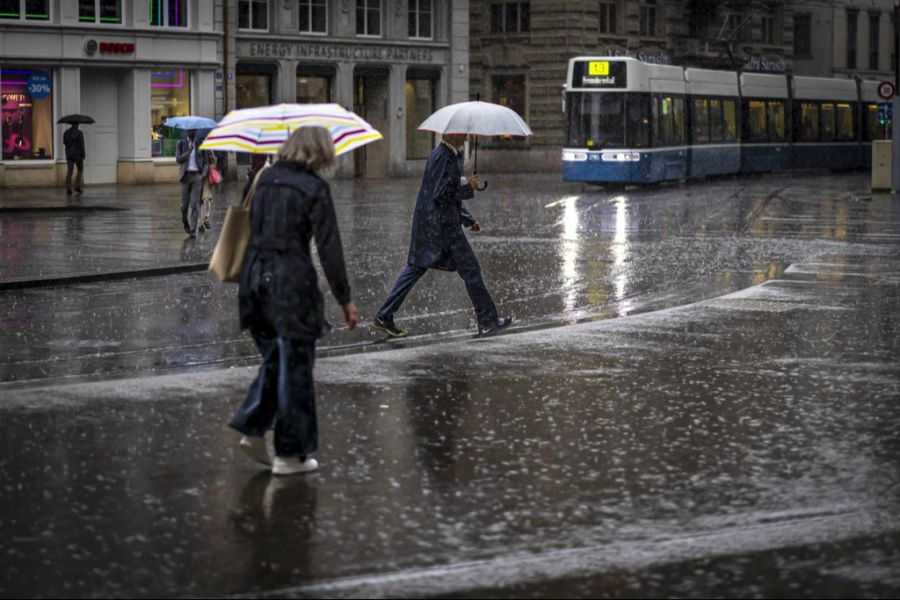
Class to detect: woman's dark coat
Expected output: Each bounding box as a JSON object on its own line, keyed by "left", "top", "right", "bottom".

{"left": 238, "top": 161, "right": 351, "bottom": 340}
{"left": 407, "top": 143, "right": 478, "bottom": 272}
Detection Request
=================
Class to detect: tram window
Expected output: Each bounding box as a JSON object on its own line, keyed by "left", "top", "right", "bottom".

{"left": 567, "top": 92, "right": 624, "bottom": 148}
{"left": 693, "top": 99, "right": 709, "bottom": 143}
{"left": 723, "top": 99, "right": 737, "bottom": 141}
{"left": 625, "top": 94, "right": 651, "bottom": 147}
{"left": 672, "top": 97, "right": 685, "bottom": 144}
{"left": 709, "top": 99, "right": 724, "bottom": 142}
{"left": 800, "top": 102, "right": 819, "bottom": 141}
{"left": 820, "top": 103, "right": 836, "bottom": 140}
{"left": 748, "top": 100, "right": 767, "bottom": 142}
{"left": 835, "top": 103, "right": 854, "bottom": 140}
{"left": 768, "top": 101, "right": 785, "bottom": 141}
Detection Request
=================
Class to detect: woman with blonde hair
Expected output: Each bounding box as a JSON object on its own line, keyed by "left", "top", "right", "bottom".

{"left": 229, "top": 126, "right": 358, "bottom": 476}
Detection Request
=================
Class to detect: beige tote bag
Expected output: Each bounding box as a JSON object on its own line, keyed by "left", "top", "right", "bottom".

{"left": 208, "top": 165, "right": 267, "bottom": 283}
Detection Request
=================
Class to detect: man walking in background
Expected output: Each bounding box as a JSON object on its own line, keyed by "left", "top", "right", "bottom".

{"left": 176, "top": 129, "right": 210, "bottom": 239}
{"left": 63, "top": 123, "right": 85, "bottom": 196}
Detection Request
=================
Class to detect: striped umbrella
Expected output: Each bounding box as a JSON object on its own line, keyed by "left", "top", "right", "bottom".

{"left": 199, "top": 103, "right": 382, "bottom": 156}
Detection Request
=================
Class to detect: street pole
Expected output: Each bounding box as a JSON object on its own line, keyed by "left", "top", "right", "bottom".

{"left": 893, "top": 2, "right": 900, "bottom": 191}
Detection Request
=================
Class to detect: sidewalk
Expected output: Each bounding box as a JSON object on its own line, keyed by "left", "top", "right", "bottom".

{"left": 0, "top": 173, "right": 898, "bottom": 596}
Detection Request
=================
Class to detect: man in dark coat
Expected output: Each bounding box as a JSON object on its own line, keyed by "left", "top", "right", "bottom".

{"left": 176, "top": 129, "right": 211, "bottom": 238}
{"left": 371, "top": 133, "right": 512, "bottom": 337}
{"left": 63, "top": 123, "right": 85, "bottom": 195}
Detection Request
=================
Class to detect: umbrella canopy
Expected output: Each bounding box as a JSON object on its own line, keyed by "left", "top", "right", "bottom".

{"left": 57, "top": 114, "right": 95, "bottom": 125}
{"left": 417, "top": 101, "right": 533, "bottom": 137}
{"left": 164, "top": 115, "right": 218, "bottom": 130}
{"left": 199, "top": 103, "right": 383, "bottom": 156}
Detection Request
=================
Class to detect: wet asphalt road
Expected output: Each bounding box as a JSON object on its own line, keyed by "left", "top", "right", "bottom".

{"left": 0, "top": 172, "right": 898, "bottom": 598}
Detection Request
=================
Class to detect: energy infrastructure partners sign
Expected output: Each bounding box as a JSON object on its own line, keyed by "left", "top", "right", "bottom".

{"left": 242, "top": 40, "right": 444, "bottom": 64}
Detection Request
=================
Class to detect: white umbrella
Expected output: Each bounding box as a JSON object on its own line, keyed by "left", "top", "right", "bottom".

{"left": 418, "top": 99, "right": 533, "bottom": 189}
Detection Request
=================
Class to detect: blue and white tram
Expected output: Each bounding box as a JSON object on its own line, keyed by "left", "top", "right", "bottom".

{"left": 562, "top": 57, "right": 687, "bottom": 183}
{"left": 739, "top": 72, "right": 790, "bottom": 173}
{"left": 792, "top": 76, "right": 860, "bottom": 170}
{"left": 685, "top": 68, "right": 741, "bottom": 178}
{"left": 563, "top": 56, "right": 877, "bottom": 184}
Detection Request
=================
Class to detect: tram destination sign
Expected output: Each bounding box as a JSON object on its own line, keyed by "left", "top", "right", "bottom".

{"left": 573, "top": 60, "right": 627, "bottom": 89}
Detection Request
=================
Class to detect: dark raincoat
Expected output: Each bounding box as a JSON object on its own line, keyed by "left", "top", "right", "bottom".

{"left": 238, "top": 161, "right": 351, "bottom": 340}
{"left": 407, "top": 142, "right": 478, "bottom": 271}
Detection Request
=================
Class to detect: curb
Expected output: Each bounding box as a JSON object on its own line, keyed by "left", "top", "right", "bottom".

{"left": 0, "top": 263, "right": 210, "bottom": 291}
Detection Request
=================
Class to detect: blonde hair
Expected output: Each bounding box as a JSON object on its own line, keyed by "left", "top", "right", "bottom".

{"left": 277, "top": 126, "right": 336, "bottom": 173}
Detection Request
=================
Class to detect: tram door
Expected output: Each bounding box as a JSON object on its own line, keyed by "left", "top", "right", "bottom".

{"left": 353, "top": 70, "right": 390, "bottom": 178}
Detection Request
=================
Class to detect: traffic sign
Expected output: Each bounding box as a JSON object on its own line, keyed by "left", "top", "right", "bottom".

{"left": 877, "top": 102, "right": 893, "bottom": 123}
{"left": 877, "top": 81, "right": 895, "bottom": 100}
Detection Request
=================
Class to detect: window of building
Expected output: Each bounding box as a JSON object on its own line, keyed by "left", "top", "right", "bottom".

{"left": 406, "top": 76, "right": 436, "bottom": 159}
{"left": 150, "top": 0, "right": 187, "bottom": 27}
{"left": 0, "top": 0, "right": 50, "bottom": 20}
{"left": 1, "top": 67, "right": 53, "bottom": 160}
{"left": 408, "top": 0, "right": 431, "bottom": 39}
{"left": 356, "top": 0, "right": 381, "bottom": 36}
{"left": 869, "top": 12, "right": 880, "bottom": 70}
{"left": 490, "top": 1, "right": 529, "bottom": 33}
{"left": 639, "top": 0, "right": 657, "bottom": 37}
{"left": 492, "top": 75, "right": 526, "bottom": 119}
{"left": 150, "top": 69, "right": 191, "bottom": 158}
{"left": 79, "top": 0, "right": 122, "bottom": 24}
{"left": 847, "top": 9, "right": 857, "bottom": 69}
{"left": 239, "top": 0, "right": 268, "bottom": 30}
{"left": 296, "top": 67, "right": 333, "bottom": 103}
{"left": 599, "top": 0, "right": 617, "bottom": 34}
{"left": 299, "top": 0, "right": 327, "bottom": 34}
{"left": 794, "top": 13, "right": 811, "bottom": 57}
{"left": 760, "top": 4, "right": 776, "bottom": 44}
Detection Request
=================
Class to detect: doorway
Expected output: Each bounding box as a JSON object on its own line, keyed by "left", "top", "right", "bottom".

{"left": 353, "top": 69, "right": 390, "bottom": 178}
{"left": 80, "top": 69, "right": 119, "bottom": 185}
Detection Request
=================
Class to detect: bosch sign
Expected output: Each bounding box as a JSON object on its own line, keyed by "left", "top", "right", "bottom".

{"left": 99, "top": 42, "right": 135, "bottom": 54}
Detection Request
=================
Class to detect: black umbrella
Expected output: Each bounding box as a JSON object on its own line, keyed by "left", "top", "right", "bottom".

{"left": 57, "top": 114, "right": 95, "bottom": 125}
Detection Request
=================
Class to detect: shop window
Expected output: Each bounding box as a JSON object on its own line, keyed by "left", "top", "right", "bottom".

{"left": 150, "top": 68, "right": 191, "bottom": 158}
{"left": 692, "top": 98, "right": 709, "bottom": 143}
{"left": 408, "top": 0, "right": 431, "bottom": 39}
{"left": 299, "top": 0, "right": 327, "bottom": 34}
{"left": 239, "top": 0, "right": 268, "bottom": 30}
{"left": 297, "top": 70, "right": 332, "bottom": 103}
{"left": 406, "top": 78, "right": 435, "bottom": 159}
{"left": 79, "top": 0, "right": 122, "bottom": 24}
{"left": 150, "top": 0, "right": 187, "bottom": 27}
{"left": 356, "top": 0, "right": 381, "bottom": 36}
{"left": 0, "top": 0, "right": 50, "bottom": 20}
{"left": 1, "top": 67, "right": 53, "bottom": 160}
{"left": 489, "top": 2, "right": 529, "bottom": 33}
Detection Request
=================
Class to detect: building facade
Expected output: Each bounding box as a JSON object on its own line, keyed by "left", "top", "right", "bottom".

{"left": 0, "top": 0, "right": 470, "bottom": 187}
{"left": 0, "top": 1, "right": 220, "bottom": 187}
{"left": 792, "top": 0, "right": 895, "bottom": 80}
{"left": 470, "top": 0, "right": 796, "bottom": 172}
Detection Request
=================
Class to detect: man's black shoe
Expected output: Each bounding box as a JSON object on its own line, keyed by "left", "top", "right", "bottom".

{"left": 371, "top": 316, "right": 408, "bottom": 338}
{"left": 478, "top": 315, "right": 513, "bottom": 335}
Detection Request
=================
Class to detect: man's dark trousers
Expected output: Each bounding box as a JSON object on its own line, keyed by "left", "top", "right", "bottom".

{"left": 376, "top": 261, "right": 498, "bottom": 327}
{"left": 65, "top": 159, "right": 83, "bottom": 192}
{"left": 180, "top": 172, "right": 203, "bottom": 233}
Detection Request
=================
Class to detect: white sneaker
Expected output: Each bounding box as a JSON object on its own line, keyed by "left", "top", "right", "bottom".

{"left": 272, "top": 456, "right": 318, "bottom": 476}
{"left": 239, "top": 435, "right": 271, "bottom": 466}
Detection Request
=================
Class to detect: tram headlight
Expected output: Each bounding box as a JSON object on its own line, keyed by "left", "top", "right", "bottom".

{"left": 601, "top": 151, "right": 641, "bottom": 162}
{"left": 563, "top": 150, "right": 588, "bottom": 161}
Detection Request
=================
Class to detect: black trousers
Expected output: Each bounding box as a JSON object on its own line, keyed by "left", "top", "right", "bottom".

{"left": 65, "top": 158, "right": 83, "bottom": 192}
{"left": 228, "top": 326, "right": 317, "bottom": 458}
{"left": 376, "top": 260, "right": 498, "bottom": 326}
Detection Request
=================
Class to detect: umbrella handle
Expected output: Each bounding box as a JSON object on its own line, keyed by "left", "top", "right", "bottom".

{"left": 477, "top": 180, "right": 488, "bottom": 191}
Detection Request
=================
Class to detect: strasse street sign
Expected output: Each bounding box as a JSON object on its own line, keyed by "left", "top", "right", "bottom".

{"left": 877, "top": 81, "right": 895, "bottom": 100}
{"left": 877, "top": 102, "right": 893, "bottom": 123}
